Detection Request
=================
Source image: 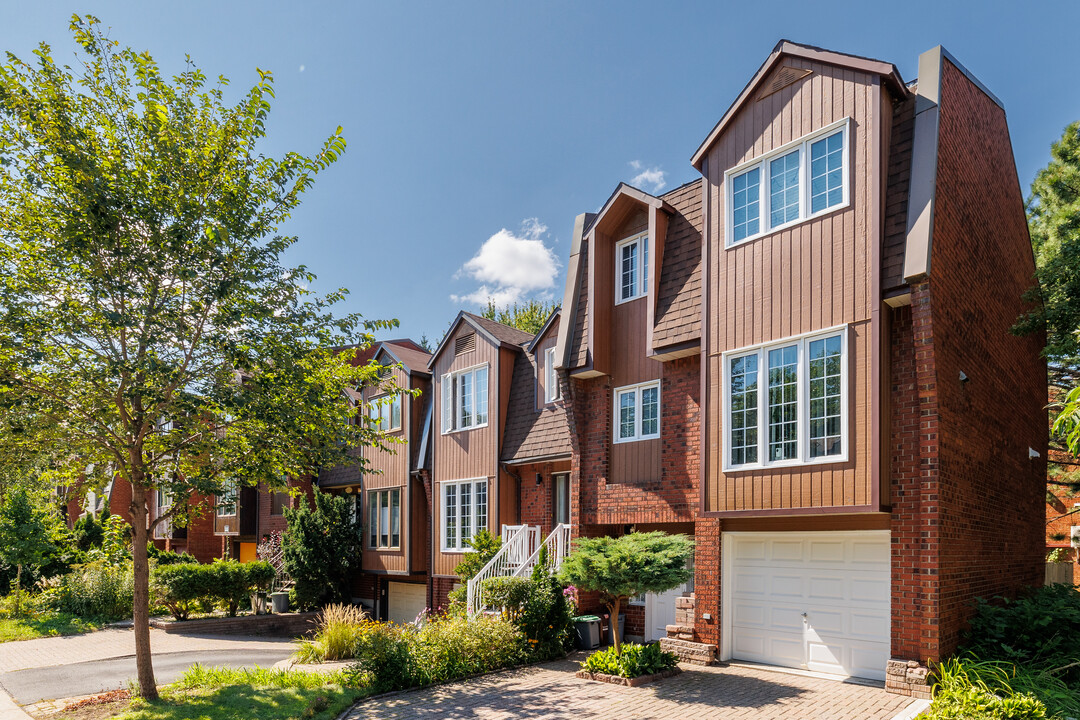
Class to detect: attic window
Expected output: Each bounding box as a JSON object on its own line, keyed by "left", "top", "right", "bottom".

{"left": 759, "top": 65, "right": 813, "bottom": 100}
{"left": 455, "top": 333, "right": 476, "bottom": 356}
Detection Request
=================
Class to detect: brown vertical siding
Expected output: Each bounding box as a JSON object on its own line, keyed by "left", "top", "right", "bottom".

{"left": 703, "top": 59, "right": 881, "bottom": 514}
{"left": 360, "top": 364, "right": 411, "bottom": 574}
{"left": 432, "top": 321, "right": 502, "bottom": 576}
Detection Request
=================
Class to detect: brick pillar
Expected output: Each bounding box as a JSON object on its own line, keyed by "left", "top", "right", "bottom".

{"left": 693, "top": 517, "right": 721, "bottom": 647}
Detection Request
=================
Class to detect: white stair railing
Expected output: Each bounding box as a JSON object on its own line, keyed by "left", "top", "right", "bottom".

{"left": 468, "top": 525, "right": 534, "bottom": 617}
{"left": 513, "top": 523, "right": 572, "bottom": 577}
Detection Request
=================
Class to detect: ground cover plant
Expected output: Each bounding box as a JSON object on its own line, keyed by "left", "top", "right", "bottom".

{"left": 48, "top": 665, "right": 371, "bottom": 720}
{"left": 926, "top": 584, "right": 1080, "bottom": 719}
{"left": 581, "top": 642, "right": 678, "bottom": 679}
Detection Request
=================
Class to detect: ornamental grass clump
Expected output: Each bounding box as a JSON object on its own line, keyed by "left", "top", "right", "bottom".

{"left": 294, "top": 603, "right": 371, "bottom": 663}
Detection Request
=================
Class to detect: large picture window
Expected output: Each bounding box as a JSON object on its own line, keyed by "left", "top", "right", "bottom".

{"left": 368, "top": 488, "right": 401, "bottom": 549}
{"left": 724, "top": 327, "right": 847, "bottom": 470}
{"left": 441, "top": 365, "right": 489, "bottom": 433}
{"left": 614, "top": 381, "right": 660, "bottom": 443}
{"left": 442, "top": 478, "right": 488, "bottom": 551}
{"left": 726, "top": 119, "right": 849, "bottom": 247}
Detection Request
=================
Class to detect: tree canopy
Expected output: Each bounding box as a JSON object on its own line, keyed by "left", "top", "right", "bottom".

{"left": 0, "top": 15, "right": 389, "bottom": 697}
{"left": 481, "top": 299, "right": 558, "bottom": 335}
{"left": 558, "top": 531, "right": 694, "bottom": 654}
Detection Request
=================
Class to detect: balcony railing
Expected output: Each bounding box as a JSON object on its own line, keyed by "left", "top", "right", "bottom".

{"left": 467, "top": 523, "right": 572, "bottom": 617}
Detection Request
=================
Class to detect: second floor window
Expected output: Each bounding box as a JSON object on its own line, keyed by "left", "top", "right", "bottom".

{"left": 217, "top": 480, "right": 237, "bottom": 517}
{"left": 544, "top": 347, "right": 560, "bottom": 403}
{"left": 726, "top": 119, "right": 849, "bottom": 247}
{"left": 368, "top": 488, "right": 401, "bottom": 549}
{"left": 441, "top": 364, "right": 488, "bottom": 433}
{"left": 725, "top": 328, "right": 847, "bottom": 470}
{"left": 369, "top": 393, "right": 402, "bottom": 432}
{"left": 442, "top": 478, "right": 487, "bottom": 551}
{"left": 614, "top": 381, "right": 660, "bottom": 443}
{"left": 616, "top": 232, "right": 649, "bottom": 303}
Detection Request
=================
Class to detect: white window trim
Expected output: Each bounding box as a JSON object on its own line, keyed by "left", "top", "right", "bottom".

{"left": 216, "top": 480, "right": 237, "bottom": 517}
{"left": 544, "top": 347, "right": 560, "bottom": 403}
{"left": 724, "top": 117, "right": 852, "bottom": 249}
{"left": 368, "top": 488, "right": 402, "bottom": 550}
{"left": 721, "top": 325, "right": 849, "bottom": 472}
{"left": 441, "top": 477, "right": 489, "bottom": 553}
{"left": 612, "top": 380, "right": 662, "bottom": 444}
{"left": 369, "top": 392, "right": 402, "bottom": 432}
{"left": 441, "top": 363, "right": 490, "bottom": 435}
{"left": 614, "top": 231, "right": 649, "bottom": 305}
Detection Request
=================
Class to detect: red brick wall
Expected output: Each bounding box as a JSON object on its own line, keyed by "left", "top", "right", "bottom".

{"left": 693, "top": 517, "right": 721, "bottom": 646}
{"left": 516, "top": 460, "right": 572, "bottom": 537}
{"left": 431, "top": 576, "right": 457, "bottom": 613}
{"left": 924, "top": 60, "right": 1047, "bottom": 658}
{"left": 182, "top": 493, "right": 222, "bottom": 563}
{"left": 570, "top": 355, "right": 700, "bottom": 527}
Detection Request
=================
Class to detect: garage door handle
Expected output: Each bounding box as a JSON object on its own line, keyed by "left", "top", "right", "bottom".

{"left": 801, "top": 613, "right": 807, "bottom": 620}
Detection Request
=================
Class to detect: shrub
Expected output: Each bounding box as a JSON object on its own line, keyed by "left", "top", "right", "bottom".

{"left": 54, "top": 561, "right": 134, "bottom": 621}
{"left": 150, "top": 563, "right": 212, "bottom": 621}
{"left": 211, "top": 559, "right": 255, "bottom": 617}
{"left": 350, "top": 622, "right": 414, "bottom": 692}
{"left": 410, "top": 614, "right": 528, "bottom": 685}
{"left": 282, "top": 490, "right": 362, "bottom": 610}
{"left": 963, "top": 584, "right": 1080, "bottom": 671}
{"left": 480, "top": 574, "right": 573, "bottom": 660}
{"left": 582, "top": 642, "right": 678, "bottom": 678}
{"left": 146, "top": 544, "right": 196, "bottom": 565}
{"left": 73, "top": 513, "right": 104, "bottom": 551}
{"left": 295, "top": 604, "right": 370, "bottom": 663}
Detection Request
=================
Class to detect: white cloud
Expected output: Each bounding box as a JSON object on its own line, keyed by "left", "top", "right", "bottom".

{"left": 451, "top": 219, "right": 560, "bottom": 307}
{"left": 628, "top": 160, "right": 667, "bottom": 193}
{"left": 299, "top": 64, "right": 306, "bottom": 73}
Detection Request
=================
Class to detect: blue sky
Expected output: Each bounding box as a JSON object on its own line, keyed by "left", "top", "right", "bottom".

{"left": 4, "top": 1, "right": 1078, "bottom": 345}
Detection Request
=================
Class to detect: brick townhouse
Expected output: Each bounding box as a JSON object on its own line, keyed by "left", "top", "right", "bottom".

{"left": 552, "top": 40, "right": 1046, "bottom": 692}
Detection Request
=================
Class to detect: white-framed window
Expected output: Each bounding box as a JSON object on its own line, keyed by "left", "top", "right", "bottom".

{"left": 369, "top": 393, "right": 402, "bottom": 432}
{"left": 442, "top": 478, "right": 488, "bottom": 552}
{"left": 156, "top": 489, "right": 172, "bottom": 511}
{"left": 216, "top": 480, "right": 237, "bottom": 517}
{"left": 544, "top": 346, "right": 560, "bottom": 403}
{"left": 725, "top": 118, "right": 850, "bottom": 248}
{"left": 368, "top": 488, "right": 401, "bottom": 549}
{"left": 723, "top": 326, "right": 848, "bottom": 470}
{"left": 615, "top": 232, "right": 649, "bottom": 303}
{"left": 613, "top": 380, "right": 661, "bottom": 443}
{"left": 440, "top": 364, "right": 489, "bottom": 433}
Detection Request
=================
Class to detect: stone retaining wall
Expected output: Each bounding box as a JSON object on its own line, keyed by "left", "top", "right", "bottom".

{"left": 150, "top": 611, "right": 319, "bottom": 637}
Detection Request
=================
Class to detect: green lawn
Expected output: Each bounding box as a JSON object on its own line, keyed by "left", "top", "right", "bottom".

{"left": 0, "top": 612, "right": 104, "bottom": 643}
{"left": 59, "top": 666, "right": 372, "bottom": 720}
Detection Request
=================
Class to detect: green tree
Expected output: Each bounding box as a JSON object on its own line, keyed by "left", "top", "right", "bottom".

{"left": 0, "top": 488, "right": 53, "bottom": 615}
{"left": 0, "top": 17, "right": 391, "bottom": 698}
{"left": 1014, "top": 122, "right": 1080, "bottom": 498}
{"left": 282, "top": 489, "right": 363, "bottom": 609}
{"left": 558, "top": 531, "right": 694, "bottom": 654}
{"left": 482, "top": 299, "right": 558, "bottom": 335}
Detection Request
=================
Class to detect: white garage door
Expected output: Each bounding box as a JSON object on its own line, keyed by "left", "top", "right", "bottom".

{"left": 727, "top": 531, "right": 890, "bottom": 681}
{"left": 387, "top": 582, "right": 427, "bottom": 625}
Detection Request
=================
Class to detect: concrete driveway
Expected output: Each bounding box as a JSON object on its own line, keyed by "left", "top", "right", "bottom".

{"left": 342, "top": 654, "right": 925, "bottom": 720}
{"left": 0, "top": 627, "right": 295, "bottom": 707}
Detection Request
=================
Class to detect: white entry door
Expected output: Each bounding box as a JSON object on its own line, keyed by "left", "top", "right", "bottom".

{"left": 645, "top": 582, "right": 689, "bottom": 642}
{"left": 725, "top": 531, "right": 890, "bottom": 680}
{"left": 387, "top": 582, "right": 427, "bottom": 625}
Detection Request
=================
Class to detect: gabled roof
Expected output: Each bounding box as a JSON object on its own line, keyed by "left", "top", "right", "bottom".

{"left": 376, "top": 341, "right": 433, "bottom": 377}
{"left": 589, "top": 183, "right": 674, "bottom": 234}
{"left": 691, "top": 40, "right": 907, "bottom": 168}
{"left": 428, "top": 311, "right": 533, "bottom": 367}
{"left": 526, "top": 306, "right": 561, "bottom": 354}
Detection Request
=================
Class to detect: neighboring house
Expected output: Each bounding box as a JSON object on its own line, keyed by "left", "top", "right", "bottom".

{"left": 428, "top": 313, "right": 538, "bottom": 607}
{"left": 558, "top": 178, "right": 703, "bottom": 643}
{"left": 319, "top": 339, "right": 434, "bottom": 623}
{"left": 554, "top": 40, "right": 1045, "bottom": 692}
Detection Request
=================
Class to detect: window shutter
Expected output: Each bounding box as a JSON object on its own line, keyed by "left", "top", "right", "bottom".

{"left": 441, "top": 373, "right": 453, "bottom": 433}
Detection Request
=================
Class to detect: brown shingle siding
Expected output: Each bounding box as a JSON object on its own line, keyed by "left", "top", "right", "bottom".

{"left": 654, "top": 178, "right": 704, "bottom": 348}
{"left": 882, "top": 88, "right": 916, "bottom": 294}
{"left": 501, "top": 346, "right": 572, "bottom": 463}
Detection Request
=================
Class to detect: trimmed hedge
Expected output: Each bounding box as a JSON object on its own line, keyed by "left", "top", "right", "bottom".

{"left": 151, "top": 560, "right": 275, "bottom": 620}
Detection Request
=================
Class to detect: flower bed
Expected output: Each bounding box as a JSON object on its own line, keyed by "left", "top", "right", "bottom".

{"left": 576, "top": 642, "right": 681, "bottom": 686}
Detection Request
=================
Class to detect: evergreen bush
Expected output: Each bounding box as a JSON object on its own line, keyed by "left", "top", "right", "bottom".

{"left": 282, "top": 490, "right": 362, "bottom": 609}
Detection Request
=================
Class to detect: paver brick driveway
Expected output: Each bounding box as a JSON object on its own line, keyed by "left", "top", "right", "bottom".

{"left": 342, "top": 655, "right": 918, "bottom": 720}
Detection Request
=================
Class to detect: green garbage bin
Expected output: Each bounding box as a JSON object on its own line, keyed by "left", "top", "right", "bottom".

{"left": 572, "top": 615, "right": 601, "bottom": 650}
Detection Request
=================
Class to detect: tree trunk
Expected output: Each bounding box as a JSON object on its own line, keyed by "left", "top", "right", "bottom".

{"left": 129, "top": 482, "right": 158, "bottom": 700}
{"left": 608, "top": 597, "right": 623, "bottom": 655}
